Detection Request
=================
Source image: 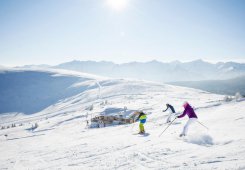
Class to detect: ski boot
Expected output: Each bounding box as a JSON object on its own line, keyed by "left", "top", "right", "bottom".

{"left": 139, "top": 130, "right": 145, "bottom": 134}
{"left": 179, "top": 134, "right": 186, "bottom": 137}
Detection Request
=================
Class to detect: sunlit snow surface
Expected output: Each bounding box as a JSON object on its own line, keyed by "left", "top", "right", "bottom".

{"left": 0, "top": 68, "right": 245, "bottom": 170}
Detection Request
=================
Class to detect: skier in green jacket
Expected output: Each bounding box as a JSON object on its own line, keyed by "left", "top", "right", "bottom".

{"left": 135, "top": 111, "right": 147, "bottom": 134}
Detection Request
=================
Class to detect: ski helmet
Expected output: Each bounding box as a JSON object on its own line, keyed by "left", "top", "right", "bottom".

{"left": 183, "top": 101, "right": 189, "bottom": 108}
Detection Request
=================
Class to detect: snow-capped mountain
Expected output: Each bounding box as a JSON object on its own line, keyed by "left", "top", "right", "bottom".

{"left": 0, "top": 68, "right": 105, "bottom": 115}
{"left": 0, "top": 68, "right": 245, "bottom": 169}
{"left": 54, "top": 60, "right": 245, "bottom": 82}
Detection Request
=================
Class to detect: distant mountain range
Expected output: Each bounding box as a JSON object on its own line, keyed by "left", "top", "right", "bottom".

{"left": 51, "top": 60, "right": 245, "bottom": 95}
{"left": 168, "top": 76, "right": 245, "bottom": 96}
{"left": 51, "top": 60, "right": 245, "bottom": 82}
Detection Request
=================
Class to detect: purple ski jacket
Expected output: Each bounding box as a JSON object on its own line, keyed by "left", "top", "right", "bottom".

{"left": 178, "top": 104, "right": 198, "bottom": 119}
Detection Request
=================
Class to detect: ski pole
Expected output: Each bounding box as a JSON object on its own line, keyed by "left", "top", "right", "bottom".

{"left": 197, "top": 120, "right": 209, "bottom": 130}
{"left": 131, "top": 123, "right": 135, "bottom": 129}
{"left": 131, "top": 121, "right": 136, "bottom": 131}
{"left": 159, "top": 117, "right": 177, "bottom": 137}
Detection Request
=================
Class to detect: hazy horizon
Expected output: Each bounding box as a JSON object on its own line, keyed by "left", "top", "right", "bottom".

{"left": 1, "top": 58, "right": 245, "bottom": 68}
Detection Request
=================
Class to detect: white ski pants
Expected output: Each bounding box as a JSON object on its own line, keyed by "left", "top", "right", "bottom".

{"left": 166, "top": 110, "right": 176, "bottom": 123}
{"left": 166, "top": 112, "right": 175, "bottom": 123}
{"left": 181, "top": 118, "right": 197, "bottom": 136}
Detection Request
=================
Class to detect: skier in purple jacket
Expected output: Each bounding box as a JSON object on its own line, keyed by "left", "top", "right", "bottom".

{"left": 177, "top": 101, "right": 198, "bottom": 137}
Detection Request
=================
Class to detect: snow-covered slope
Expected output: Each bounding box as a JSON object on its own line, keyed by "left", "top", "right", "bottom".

{"left": 0, "top": 69, "right": 245, "bottom": 170}
{"left": 0, "top": 68, "right": 105, "bottom": 114}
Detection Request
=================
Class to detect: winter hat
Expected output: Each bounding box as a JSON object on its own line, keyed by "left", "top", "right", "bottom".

{"left": 183, "top": 101, "right": 189, "bottom": 108}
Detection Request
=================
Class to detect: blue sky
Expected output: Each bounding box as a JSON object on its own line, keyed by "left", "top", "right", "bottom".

{"left": 0, "top": 0, "right": 245, "bottom": 66}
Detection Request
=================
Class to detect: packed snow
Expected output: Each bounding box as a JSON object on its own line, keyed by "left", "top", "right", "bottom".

{"left": 0, "top": 69, "right": 245, "bottom": 170}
